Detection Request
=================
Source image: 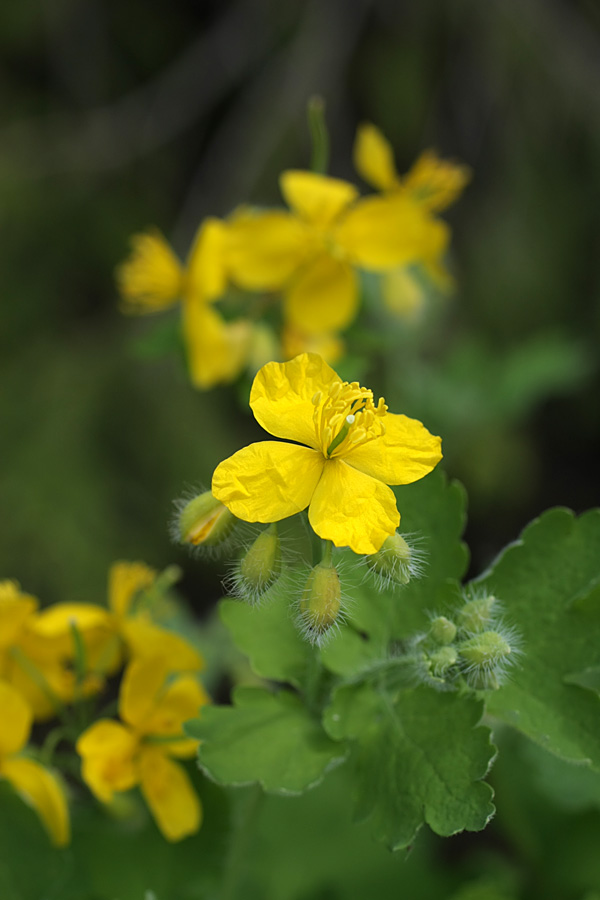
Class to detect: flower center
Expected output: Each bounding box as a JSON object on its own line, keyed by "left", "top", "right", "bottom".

{"left": 312, "top": 380, "right": 387, "bottom": 458}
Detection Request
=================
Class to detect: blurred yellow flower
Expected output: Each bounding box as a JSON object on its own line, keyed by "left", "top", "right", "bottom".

{"left": 354, "top": 124, "right": 470, "bottom": 300}
{"left": 77, "top": 657, "right": 209, "bottom": 842}
{"left": 212, "top": 353, "right": 442, "bottom": 554}
{"left": 0, "top": 680, "right": 70, "bottom": 846}
{"left": 226, "top": 169, "right": 447, "bottom": 336}
{"left": 354, "top": 123, "right": 471, "bottom": 212}
{"left": 0, "top": 580, "right": 98, "bottom": 720}
{"left": 33, "top": 561, "right": 204, "bottom": 685}
{"left": 117, "top": 219, "right": 250, "bottom": 389}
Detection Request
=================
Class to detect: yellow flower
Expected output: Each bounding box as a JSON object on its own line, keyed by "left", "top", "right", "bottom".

{"left": 0, "top": 580, "right": 92, "bottom": 720}
{"left": 117, "top": 219, "right": 249, "bottom": 389}
{"left": 354, "top": 124, "right": 470, "bottom": 303}
{"left": 226, "top": 170, "right": 447, "bottom": 336}
{"left": 354, "top": 123, "right": 471, "bottom": 212}
{"left": 212, "top": 353, "right": 442, "bottom": 554}
{"left": 0, "top": 680, "right": 70, "bottom": 846}
{"left": 77, "top": 657, "right": 209, "bottom": 842}
{"left": 32, "top": 562, "right": 204, "bottom": 683}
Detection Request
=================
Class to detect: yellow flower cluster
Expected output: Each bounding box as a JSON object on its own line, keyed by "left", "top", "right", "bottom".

{"left": 116, "top": 124, "right": 469, "bottom": 389}
{"left": 0, "top": 561, "right": 209, "bottom": 846}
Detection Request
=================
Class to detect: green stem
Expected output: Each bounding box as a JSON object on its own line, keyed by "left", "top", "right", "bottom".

{"left": 220, "top": 784, "right": 263, "bottom": 900}
{"left": 307, "top": 95, "right": 329, "bottom": 174}
{"left": 320, "top": 539, "right": 334, "bottom": 567}
{"left": 304, "top": 644, "right": 324, "bottom": 714}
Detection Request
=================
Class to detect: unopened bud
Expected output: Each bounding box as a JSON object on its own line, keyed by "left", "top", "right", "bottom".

{"left": 457, "top": 595, "right": 496, "bottom": 634}
{"left": 299, "top": 563, "right": 342, "bottom": 641}
{"left": 459, "top": 630, "right": 511, "bottom": 668}
{"left": 429, "top": 616, "right": 457, "bottom": 646}
{"left": 366, "top": 532, "right": 414, "bottom": 586}
{"left": 238, "top": 525, "right": 281, "bottom": 597}
{"left": 459, "top": 630, "right": 512, "bottom": 691}
{"left": 177, "top": 491, "right": 236, "bottom": 547}
{"left": 428, "top": 645, "right": 458, "bottom": 678}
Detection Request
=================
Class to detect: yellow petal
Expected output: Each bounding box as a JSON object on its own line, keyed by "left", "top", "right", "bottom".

{"left": 116, "top": 229, "right": 183, "bottom": 313}
{"left": 182, "top": 302, "right": 251, "bottom": 390}
{"left": 2, "top": 757, "right": 70, "bottom": 847}
{"left": 345, "top": 413, "right": 442, "bottom": 485}
{"left": 212, "top": 441, "right": 324, "bottom": 524}
{"left": 335, "top": 194, "right": 442, "bottom": 270}
{"left": 381, "top": 267, "right": 426, "bottom": 318}
{"left": 121, "top": 618, "right": 204, "bottom": 673}
{"left": 139, "top": 748, "right": 202, "bottom": 842}
{"left": 0, "top": 680, "right": 31, "bottom": 755}
{"left": 119, "top": 657, "right": 169, "bottom": 730}
{"left": 0, "top": 581, "right": 38, "bottom": 649}
{"left": 226, "top": 208, "right": 309, "bottom": 290}
{"left": 185, "top": 217, "right": 228, "bottom": 301}
{"left": 308, "top": 459, "right": 399, "bottom": 554}
{"left": 403, "top": 150, "right": 471, "bottom": 212}
{"left": 353, "top": 123, "right": 400, "bottom": 191}
{"left": 249, "top": 352, "right": 340, "bottom": 448}
{"left": 284, "top": 254, "right": 358, "bottom": 335}
{"left": 76, "top": 719, "right": 139, "bottom": 802}
{"left": 279, "top": 170, "right": 359, "bottom": 225}
{"left": 109, "top": 561, "right": 156, "bottom": 619}
{"left": 141, "top": 674, "right": 209, "bottom": 751}
{"left": 281, "top": 325, "right": 345, "bottom": 365}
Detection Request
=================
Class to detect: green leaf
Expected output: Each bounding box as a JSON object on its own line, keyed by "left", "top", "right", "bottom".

{"left": 188, "top": 686, "right": 347, "bottom": 794}
{"left": 219, "top": 574, "right": 310, "bottom": 688}
{"left": 478, "top": 508, "right": 600, "bottom": 767}
{"left": 322, "top": 467, "right": 468, "bottom": 677}
{"left": 323, "top": 683, "right": 495, "bottom": 849}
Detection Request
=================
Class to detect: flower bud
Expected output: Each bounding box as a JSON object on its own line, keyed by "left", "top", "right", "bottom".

{"left": 428, "top": 645, "right": 458, "bottom": 678}
{"left": 429, "top": 616, "right": 457, "bottom": 646}
{"left": 459, "top": 630, "right": 513, "bottom": 690}
{"left": 365, "top": 532, "right": 416, "bottom": 586}
{"left": 457, "top": 595, "right": 496, "bottom": 634}
{"left": 298, "top": 563, "right": 342, "bottom": 643}
{"left": 176, "top": 491, "right": 236, "bottom": 548}
{"left": 238, "top": 525, "right": 282, "bottom": 598}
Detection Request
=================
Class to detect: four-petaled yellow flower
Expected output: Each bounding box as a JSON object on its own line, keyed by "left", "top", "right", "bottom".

{"left": 226, "top": 169, "right": 448, "bottom": 337}
{"left": 116, "top": 220, "right": 251, "bottom": 389}
{"left": 0, "top": 680, "right": 70, "bottom": 846}
{"left": 0, "top": 579, "right": 101, "bottom": 720}
{"left": 212, "top": 353, "right": 442, "bottom": 555}
{"left": 354, "top": 123, "right": 471, "bottom": 298}
{"left": 32, "top": 561, "right": 204, "bottom": 686}
{"left": 77, "top": 656, "right": 209, "bottom": 842}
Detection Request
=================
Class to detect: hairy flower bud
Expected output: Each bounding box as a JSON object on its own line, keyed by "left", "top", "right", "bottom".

{"left": 237, "top": 525, "right": 282, "bottom": 600}
{"left": 429, "top": 616, "right": 457, "bottom": 646}
{"left": 457, "top": 595, "right": 496, "bottom": 634}
{"left": 428, "top": 645, "right": 459, "bottom": 678}
{"left": 365, "top": 532, "right": 422, "bottom": 587}
{"left": 298, "top": 562, "right": 342, "bottom": 643}
{"left": 459, "top": 629, "right": 513, "bottom": 690}
{"left": 176, "top": 491, "right": 236, "bottom": 548}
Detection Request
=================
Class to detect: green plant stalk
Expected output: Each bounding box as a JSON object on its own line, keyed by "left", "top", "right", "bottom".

{"left": 307, "top": 95, "right": 329, "bottom": 175}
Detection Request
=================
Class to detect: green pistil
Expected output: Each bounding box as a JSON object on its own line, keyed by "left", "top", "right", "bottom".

{"left": 326, "top": 414, "right": 354, "bottom": 456}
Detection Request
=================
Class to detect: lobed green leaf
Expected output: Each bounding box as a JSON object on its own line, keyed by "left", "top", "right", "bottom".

{"left": 188, "top": 685, "right": 348, "bottom": 794}
{"left": 323, "top": 683, "right": 495, "bottom": 849}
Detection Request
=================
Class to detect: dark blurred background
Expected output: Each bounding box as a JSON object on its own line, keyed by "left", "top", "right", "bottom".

{"left": 2, "top": 0, "right": 599, "bottom": 610}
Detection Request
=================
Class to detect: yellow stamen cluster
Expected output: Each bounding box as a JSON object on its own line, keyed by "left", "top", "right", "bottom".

{"left": 311, "top": 380, "right": 387, "bottom": 458}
